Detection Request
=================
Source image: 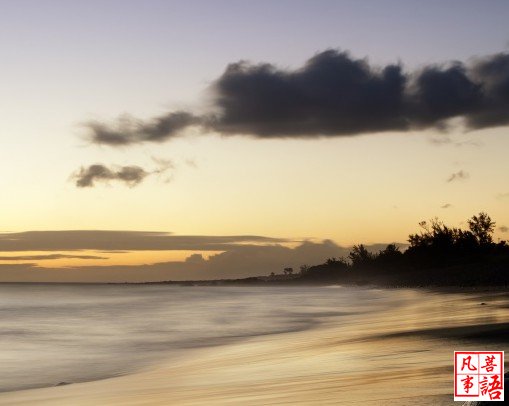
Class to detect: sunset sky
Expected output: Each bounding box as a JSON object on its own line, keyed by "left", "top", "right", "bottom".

{"left": 1, "top": 0, "right": 509, "bottom": 281}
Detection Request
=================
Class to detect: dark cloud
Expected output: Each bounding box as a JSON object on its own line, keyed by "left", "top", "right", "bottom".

{"left": 84, "top": 50, "right": 509, "bottom": 145}
{"left": 467, "top": 53, "right": 509, "bottom": 129}
{"left": 0, "top": 254, "right": 107, "bottom": 261}
{"left": 0, "top": 230, "right": 291, "bottom": 252}
{"left": 73, "top": 164, "right": 149, "bottom": 187}
{"left": 408, "top": 63, "right": 482, "bottom": 127}
{"left": 440, "top": 203, "right": 452, "bottom": 209}
{"left": 210, "top": 51, "right": 407, "bottom": 137}
{"left": 446, "top": 170, "right": 469, "bottom": 183}
{"left": 499, "top": 226, "right": 509, "bottom": 233}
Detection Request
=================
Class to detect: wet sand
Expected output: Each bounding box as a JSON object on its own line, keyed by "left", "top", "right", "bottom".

{"left": 0, "top": 289, "right": 507, "bottom": 405}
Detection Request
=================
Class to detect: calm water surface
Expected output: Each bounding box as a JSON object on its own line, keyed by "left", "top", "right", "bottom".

{"left": 0, "top": 284, "right": 390, "bottom": 392}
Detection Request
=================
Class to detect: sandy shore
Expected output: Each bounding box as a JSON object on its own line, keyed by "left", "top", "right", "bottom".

{"left": 0, "top": 289, "right": 507, "bottom": 405}
{"left": 0, "top": 327, "right": 453, "bottom": 405}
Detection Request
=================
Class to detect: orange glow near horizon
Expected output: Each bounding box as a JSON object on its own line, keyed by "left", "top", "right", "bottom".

{"left": 0, "top": 250, "right": 220, "bottom": 268}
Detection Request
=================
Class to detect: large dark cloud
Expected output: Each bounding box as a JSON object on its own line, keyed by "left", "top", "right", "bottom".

{"left": 84, "top": 50, "right": 509, "bottom": 145}
{"left": 211, "top": 51, "right": 407, "bottom": 136}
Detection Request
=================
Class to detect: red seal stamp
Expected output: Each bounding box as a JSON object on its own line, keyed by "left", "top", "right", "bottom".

{"left": 454, "top": 351, "right": 504, "bottom": 401}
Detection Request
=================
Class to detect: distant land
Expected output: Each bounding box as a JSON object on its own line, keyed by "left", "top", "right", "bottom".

{"left": 139, "top": 212, "right": 509, "bottom": 288}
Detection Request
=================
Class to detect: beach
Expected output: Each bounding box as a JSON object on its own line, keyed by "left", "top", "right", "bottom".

{"left": 0, "top": 285, "right": 507, "bottom": 405}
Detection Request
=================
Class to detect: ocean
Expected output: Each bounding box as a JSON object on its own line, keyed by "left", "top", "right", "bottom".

{"left": 0, "top": 284, "right": 507, "bottom": 404}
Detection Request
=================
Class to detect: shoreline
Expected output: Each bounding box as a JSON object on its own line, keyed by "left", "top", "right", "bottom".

{"left": 0, "top": 280, "right": 508, "bottom": 291}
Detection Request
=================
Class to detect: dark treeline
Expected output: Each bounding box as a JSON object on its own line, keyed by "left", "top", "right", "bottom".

{"left": 292, "top": 212, "right": 509, "bottom": 287}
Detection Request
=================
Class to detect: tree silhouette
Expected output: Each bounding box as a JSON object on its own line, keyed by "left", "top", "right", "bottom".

{"left": 348, "top": 244, "right": 374, "bottom": 268}
{"left": 376, "top": 244, "right": 403, "bottom": 265}
{"left": 280, "top": 211, "right": 508, "bottom": 287}
{"left": 468, "top": 212, "right": 495, "bottom": 245}
{"left": 299, "top": 265, "right": 310, "bottom": 275}
{"left": 283, "top": 267, "right": 294, "bottom": 276}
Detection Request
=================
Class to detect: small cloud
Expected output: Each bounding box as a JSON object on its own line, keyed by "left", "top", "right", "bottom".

{"left": 185, "top": 159, "right": 198, "bottom": 168}
{"left": 499, "top": 226, "right": 509, "bottom": 233}
{"left": 72, "top": 159, "right": 176, "bottom": 188}
{"left": 185, "top": 253, "right": 206, "bottom": 264}
{"left": 446, "top": 170, "right": 469, "bottom": 183}
{"left": 151, "top": 157, "right": 174, "bottom": 173}
{"left": 429, "top": 135, "right": 453, "bottom": 145}
{"left": 496, "top": 192, "right": 509, "bottom": 200}
{"left": 85, "top": 112, "right": 202, "bottom": 146}
{"left": 429, "top": 135, "right": 482, "bottom": 147}
{"left": 72, "top": 164, "right": 149, "bottom": 188}
{"left": 151, "top": 157, "right": 175, "bottom": 183}
{"left": 441, "top": 203, "right": 452, "bottom": 209}
{"left": 458, "top": 139, "right": 483, "bottom": 147}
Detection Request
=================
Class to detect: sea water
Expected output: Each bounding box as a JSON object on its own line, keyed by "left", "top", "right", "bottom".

{"left": 0, "top": 284, "right": 390, "bottom": 392}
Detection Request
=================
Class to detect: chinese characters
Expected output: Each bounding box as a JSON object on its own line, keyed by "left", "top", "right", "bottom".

{"left": 454, "top": 351, "right": 504, "bottom": 401}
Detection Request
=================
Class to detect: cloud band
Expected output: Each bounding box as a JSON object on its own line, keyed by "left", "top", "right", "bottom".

{"left": 84, "top": 50, "right": 509, "bottom": 145}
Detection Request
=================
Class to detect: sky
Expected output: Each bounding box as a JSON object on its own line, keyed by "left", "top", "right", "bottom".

{"left": 1, "top": 0, "right": 509, "bottom": 281}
